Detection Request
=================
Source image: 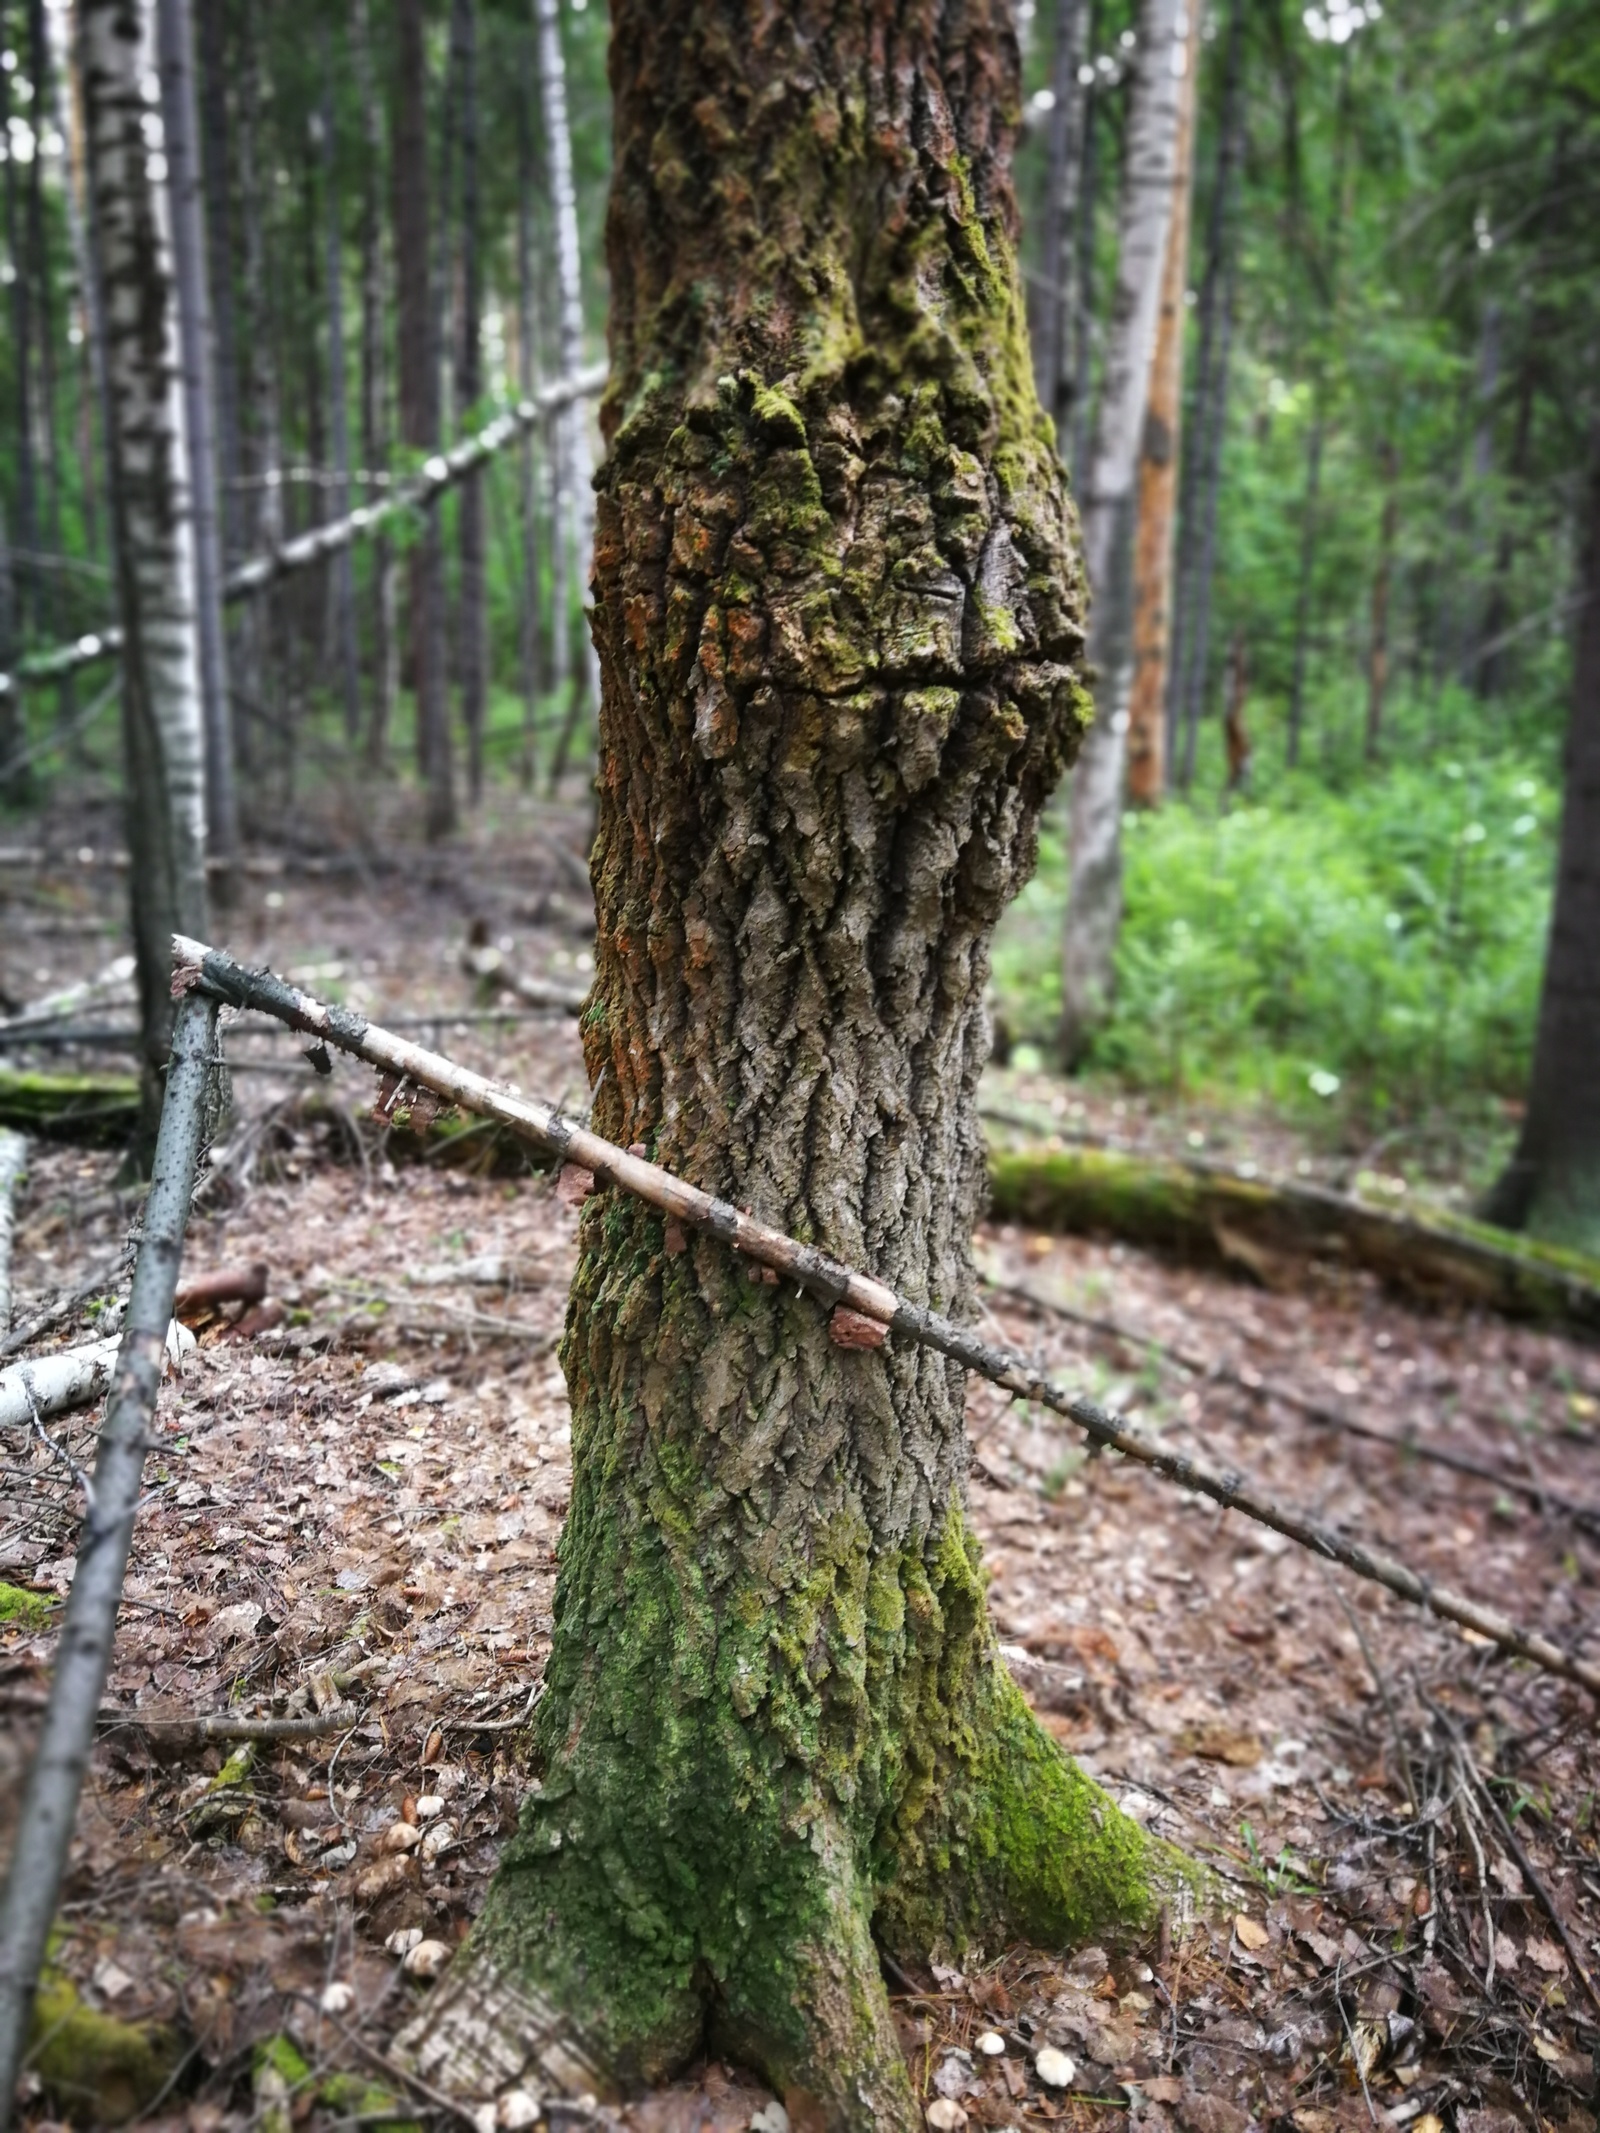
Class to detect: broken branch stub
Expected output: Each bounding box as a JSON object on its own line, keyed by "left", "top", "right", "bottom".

{"left": 169, "top": 934, "right": 1600, "bottom": 1701}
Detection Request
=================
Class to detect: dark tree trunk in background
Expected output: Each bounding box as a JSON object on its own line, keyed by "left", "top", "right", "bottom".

{"left": 0, "top": 502, "right": 22, "bottom": 805}
{"left": 515, "top": 26, "right": 545, "bottom": 790}
{"left": 394, "top": 0, "right": 453, "bottom": 837}
{"left": 320, "top": 33, "right": 361, "bottom": 744}
{"left": 452, "top": 0, "right": 487, "bottom": 804}
{"left": 1482, "top": 420, "right": 1600, "bottom": 1252}
{"left": 51, "top": 0, "right": 108, "bottom": 569}
{"left": 354, "top": 0, "right": 397, "bottom": 771}
{"left": 1365, "top": 439, "right": 1397, "bottom": 760}
{"left": 1478, "top": 356, "right": 1534, "bottom": 701}
{"left": 1067, "top": 41, "right": 1100, "bottom": 482}
{"left": 158, "top": 0, "right": 237, "bottom": 874}
{"left": 196, "top": 0, "right": 240, "bottom": 565}
{"left": 80, "top": 0, "right": 210, "bottom": 1145}
{"left": 3, "top": 35, "right": 38, "bottom": 641}
{"left": 1035, "top": 0, "right": 1085, "bottom": 452}
{"left": 26, "top": 0, "right": 63, "bottom": 649}
{"left": 234, "top": 0, "right": 280, "bottom": 791}
{"left": 396, "top": 1, "right": 1174, "bottom": 2121}
{"left": 1168, "top": 0, "right": 1245, "bottom": 786}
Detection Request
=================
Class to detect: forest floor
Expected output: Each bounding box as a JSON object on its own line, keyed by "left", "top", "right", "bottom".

{"left": 3, "top": 796, "right": 1599, "bottom": 2133}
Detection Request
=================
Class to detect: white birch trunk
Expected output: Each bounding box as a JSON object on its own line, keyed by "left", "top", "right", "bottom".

{"left": 157, "top": 0, "right": 237, "bottom": 870}
{"left": 532, "top": 0, "right": 599, "bottom": 735}
{"left": 80, "top": 0, "right": 210, "bottom": 1135}
{"left": 1059, "top": 0, "right": 1185, "bottom": 1067}
{"left": 0, "top": 1131, "right": 26, "bottom": 1337}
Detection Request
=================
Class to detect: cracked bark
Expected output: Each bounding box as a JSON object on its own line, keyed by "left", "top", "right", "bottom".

{"left": 396, "top": 3, "right": 1182, "bottom": 2125}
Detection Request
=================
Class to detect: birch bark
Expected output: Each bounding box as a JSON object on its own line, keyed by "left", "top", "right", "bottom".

{"left": 157, "top": 0, "right": 237, "bottom": 870}
{"left": 1059, "top": 0, "right": 1185, "bottom": 1067}
{"left": 319, "top": 38, "right": 361, "bottom": 746}
{"left": 80, "top": 0, "right": 210, "bottom": 1144}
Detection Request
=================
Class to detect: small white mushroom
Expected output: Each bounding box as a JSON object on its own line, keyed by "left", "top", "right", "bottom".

{"left": 975, "top": 2030, "right": 1006, "bottom": 2057}
{"left": 318, "top": 1981, "right": 356, "bottom": 2015}
{"left": 1034, "top": 2047, "right": 1076, "bottom": 2090}
{"left": 384, "top": 1927, "right": 423, "bottom": 1957}
{"left": 401, "top": 1938, "right": 452, "bottom": 1979}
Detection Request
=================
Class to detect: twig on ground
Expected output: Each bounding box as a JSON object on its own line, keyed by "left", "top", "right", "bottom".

{"left": 454, "top": 1680, "right": 545, "bottom": 1732}
{"left": 172, "top": 935, "right": 1600, "bottom": 1702}
{"left": 0, "top": 989, "right": 219, "bottom": 2114}
{"left": 98, "top": 1705, "right": 363, "bottom": 1744}
{"left": 980, "top": 1266, "right": 1600, "bottom": 1532}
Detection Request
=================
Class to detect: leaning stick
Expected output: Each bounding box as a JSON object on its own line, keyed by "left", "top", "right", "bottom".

{"left": 172, "top": 935, "right": 1600, "bottom": 1703}
{"left": 0, "top": 990, "right": 218, "bottom": 2121}
{"left": 0, "top": 365, "right": 607, "bottom": 702}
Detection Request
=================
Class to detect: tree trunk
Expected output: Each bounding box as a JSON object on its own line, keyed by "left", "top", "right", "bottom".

{"left": 1364, "top": 440, "right": 1397, "bottom": 761}
{"left": 234, "top": 0, "right": 280, "bottom": 795}
{"left": 0, "top": 500, "right": 22, "bottom": 806}
{"left": 157, "top": 0, "right": 237, "bottom": 875}
{"left": 320, "top": 34, "right": 361, "bottom": 748}
{"left": 26, "top": 0, "right": 63, "bottom": 652}
{"left": 1124, "top": 2, "right": 1199, "bottom": 805}
{"left": 80, "top": 0, "right": 210, "bottom": 1144}
{"left": 1035, "top": 0, "right": 1085, "bottom": 451}
{"left": 1066, "top": 43, "right": 1100, "bottom": 483}
{"left": 515, "top": 26, "right": 545, "bottom": 791}
{"left": 353, "top": 0, "right": 397, "bottom": 773}
{"left": 50, "top": 0, "right": 108, "bottom": 568}
{"left": 394, "top": 0, "right": 453, "bottom": 838}
{"left": 533, "top": 0, "right": 598, "bottom": 791}
{"left": 3, "top": 33, "right": 38, "bottom": 641}
{"left": 1058, "top": 0, "right": 1185, "bottom": 1069}
{"left": 1169, "top": 0, "right": 1245, "bottom": 788}
{"left": 195, "top": 0, "right": 240, "bottom": 566}
{"left": 395, "top": 3, "right": 1177, "bottom": 2120}
{"left": 1481, "top": 418, "right": 1600, "bottom": 1251}
{"left": 452, "top": 0, "right": 487, "bottom": 805}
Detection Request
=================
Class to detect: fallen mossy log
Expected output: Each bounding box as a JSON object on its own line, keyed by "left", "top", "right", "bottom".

{"left": 986, "top": 1141, "right": 1600, "bottom": 1338}
{"left": 0, "top": 1067, "right": 141, "bottom": 1144}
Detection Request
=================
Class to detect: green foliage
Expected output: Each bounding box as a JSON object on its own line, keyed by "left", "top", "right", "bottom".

{"left": 992, "top": 717, "right": 1557, "bottom": 1122}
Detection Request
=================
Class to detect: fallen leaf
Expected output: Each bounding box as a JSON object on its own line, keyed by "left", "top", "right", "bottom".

{"left": 1524, "top": 1936, "right": 1566, "bottom": 1974}
{"left": 1233, "top": 1915, "right": 1270, "bottom": 1952}
{"left": 1178, "top": 1722, "right": 1262, "bottom": 1767}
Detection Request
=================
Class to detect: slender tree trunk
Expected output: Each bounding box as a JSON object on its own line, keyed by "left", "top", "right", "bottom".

{"left": 453, "top": 0, "right": 487, "bottom": 804}
{"left": 234, "top": 0, "right": 280, "bottom": 793}
{"left": 1478, "top": 353, "right": 1533, "bottom": 701}
{"left": 353, "top": 0, "right": 397, "bottom": 772}
{"left": 26, "top": 0, "right": 63, "bottom": 645}
{"left": 533, "top": 0, "right": 598, "bottom": 794}
{"left": 1125, "top": 1, "right": 1199, "bottom": 805}
{"left": 0, "top": 501, "right": 23, "bottom": 806}
{"left": 395, "top": 2, "right": 1174, "bottom": 2119}
{"left": 1365, "top": 440, "right": 1397, "bottom": 761}
{"left": 1168, "top": 0, "right": 1245, "bottom": 785}
{"left": 80, "top": 0, "right": 210, "bottom": 1146}
{"left": 1067, "top": 50, "right": 1100, "bottom": 483}
{"left": 1035, "top": 0, "right": 1085, "bottom": 449}
{"left": 394, "top": 0, "right": 453, "bottom": 837}
{"left": 3, "top": 41, "right": 38, "bottom": 640}
{"left": 1059, "top": 0, "right": 1186, "bottom": 1069}
{"left": 1223, "top": 627, "right": 1250, "bottom": 791}
{"left": 158, "top": 0, "right": 237, "bottom": 875}
{"left": 195, "top": 0, "right": 239, "bottom": 562}
{"left": 1481, "top": 417, "right": 1600, "bottom": 1250}
{"left": 515, "top": 27, "right": 545, "bottom": 791}
{"left": 320, "top": 34, "right": 361, "bottom": 746}
{"left": 51, "top": 0, "right": 107, "bottom": 566}
{"left": 1285, "top": 47, "right": 1351, "bottom": 768}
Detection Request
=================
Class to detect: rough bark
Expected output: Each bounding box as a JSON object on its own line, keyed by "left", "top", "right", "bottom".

{"left": 1482, "top": 418, "right": 1600, "bottom": 1252}
{"left": 394, "top": 0, "right": 453, "bottom": 838}
{"left": 452, "top": 0, "right": 487, "bottom": 805}
{"left": 1125, "top": 2, "right": 1199, "bottom": 804}
{"left": 1058, "top": 0, "right": 1184, "bottom": 1068}
{"left": 396, "top": 2, "right": 1172, "bottom": 2121}
{"left": 157, "top": 0, "right": 237, "bottom": 873}
{"left": 81, "top": 0, "right": 210, "bottom": 1146}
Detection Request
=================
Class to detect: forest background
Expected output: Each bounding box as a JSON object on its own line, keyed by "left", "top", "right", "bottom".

{"left": 0, "top": 0, "right": 1595, "bottom": 1201}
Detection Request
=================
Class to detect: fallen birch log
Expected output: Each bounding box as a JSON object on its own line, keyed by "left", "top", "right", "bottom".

{"left": 0, "top": 1131, "right": 25, "bottom": 1334}
{"left": 986, "top": 1138, "right": 1600, "bottom": 1339}
{"left": 0, "top": 1322, "right": 195, "bottom": 1432}
{"left": 0, "top": 990, "right": 219, "bottom": 2111}
{"left": 174, "top": 934, "right": 1600, "bottom": 1702}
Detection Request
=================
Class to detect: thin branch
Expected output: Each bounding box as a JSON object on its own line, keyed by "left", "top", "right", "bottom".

{"left": 174, "top": 934, "right": 1600, "bottom": 1703}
